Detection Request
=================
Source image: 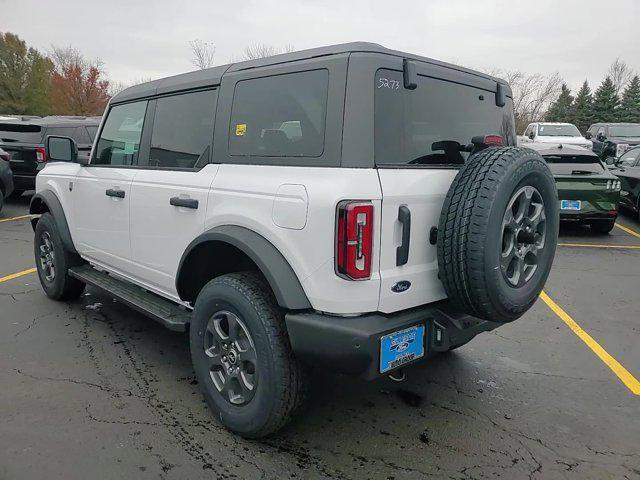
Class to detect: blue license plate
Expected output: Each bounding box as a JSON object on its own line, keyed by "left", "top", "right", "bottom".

{"left": 560, "top": 200, "right": 581, "bottom": 210}
{"left": 380, "top": 324, "right": 425, "bottom": 373}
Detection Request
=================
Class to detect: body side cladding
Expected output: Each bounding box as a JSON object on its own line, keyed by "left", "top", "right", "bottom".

{"left": 29, "top": 191, "right": 77, "bottom": 254}
{"left": 176, "top": 225, "right": 312, "bottom": 310}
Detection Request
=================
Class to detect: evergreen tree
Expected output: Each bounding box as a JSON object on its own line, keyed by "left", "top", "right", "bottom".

{"left": 546, "top": 83, "right": 574, "bottom": 122}
{"left": 619, "top": 75, "right": 640, "bottom": 123}
{"left": 571, "top": 80, "right": 594, "bottom": 133}
{"left": 0, "top": 32, "right": 53, "bottom": 116}
{"left": 592, "top": 76, "right": 620, "bottom": 123}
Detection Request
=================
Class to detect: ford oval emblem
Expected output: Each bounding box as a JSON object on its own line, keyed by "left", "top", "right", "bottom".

{"left": 391, "top": 280, "right": 411, "bottom": 293}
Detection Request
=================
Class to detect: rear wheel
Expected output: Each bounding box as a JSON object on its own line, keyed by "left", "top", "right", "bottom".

{"left": 437, "top": 147, "right": 559, "bottom": 323}
{"left": 34, "top": 213, "right": 86, "bottom": 300}
{"left": 190, "top": 272, "right": 307, "bottom": 438}
{"left": 590, "top": 219, "right": 615, "bottom": 234}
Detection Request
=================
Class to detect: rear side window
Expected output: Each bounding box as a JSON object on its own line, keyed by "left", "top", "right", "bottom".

{"left": 0, "top": 123, "right": 43, "bottom": 143}
{"left": 375, "top": 69, "right": 516, "bottom": 167}
{"left": 86, "top": 126, "right": 98, "bottom": 141}
{"left": 93, "top": 101, "right": 147, "bottom": 166}
{"left": 45, "top": 126, "right": 91, "bottom": 144}
{"left": 144, "top": 89, "right": 217, "bottom": 169}
{"left": 229, "top": 70, "right": 329, "bottom": 158}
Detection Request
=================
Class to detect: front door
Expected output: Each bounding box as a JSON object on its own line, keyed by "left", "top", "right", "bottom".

{"left": 128, "top": 89, "right": 219, "bottom": 298}
{"left": 73, "top": 100, "right": 149, "bottom": 274}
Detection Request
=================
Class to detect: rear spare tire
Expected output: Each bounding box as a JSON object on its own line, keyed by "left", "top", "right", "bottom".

{"left": 437, "top": 147, "right": 558, "bottom": 323}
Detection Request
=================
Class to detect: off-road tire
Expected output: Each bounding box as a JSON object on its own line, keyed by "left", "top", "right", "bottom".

{"left": 590, "top": 219, "right": 616, "bottom": 234}
{"left": 34, "top": 213, "right": 86, "bottom": 300}
{"left": 437, "top": 147, "right": 559, "bottom": 323}
{"left": 190, "top": 272, "right": 307, "bottom": 438}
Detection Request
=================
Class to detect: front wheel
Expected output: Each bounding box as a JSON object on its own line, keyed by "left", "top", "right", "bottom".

{"left": 190, "top": 272, "right": 307, "bottom": 438}
{"left": 34, "top": 213, "right": 85, "bottom": 300}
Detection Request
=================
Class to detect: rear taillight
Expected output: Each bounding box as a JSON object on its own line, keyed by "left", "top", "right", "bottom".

{"left": 483, "top": 135, "right": 504, "bottom": 146}
{"left": 36, "top": 147, "right": 46, "bottom": 162}
{"left": 335, "top": 201, "right": 373, "bottom": 280}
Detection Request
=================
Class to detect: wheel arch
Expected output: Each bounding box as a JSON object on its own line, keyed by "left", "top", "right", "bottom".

{"left": 29, "top": 191, "right": 78, "bottom": 254}
{"left": 176, "top": 225, "right": 312, "bottom": 311}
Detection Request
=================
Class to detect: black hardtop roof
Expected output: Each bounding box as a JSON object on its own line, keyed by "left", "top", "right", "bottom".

{"left": 0, "top": 115, "right": 101, "bottom": 128}
{"left": 590, "top": 122, "right": 640, "bottom": 127}
{"left": 525, "top": 143, "right": 599, "bottom": 157}
{"left": 112, "top": 42, "right": 509, "bottom": 104}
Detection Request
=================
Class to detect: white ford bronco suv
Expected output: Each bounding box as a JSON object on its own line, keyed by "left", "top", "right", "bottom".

{"left": 31, "top": 43, "right": 559, "bottom": 438}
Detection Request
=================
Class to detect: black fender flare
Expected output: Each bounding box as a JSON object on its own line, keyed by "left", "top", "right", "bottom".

{"left": 29, "top": 191, "right": 78, "bottom": 254}
{"left": 176, "top": 225, "right": 312, "bottom": 310}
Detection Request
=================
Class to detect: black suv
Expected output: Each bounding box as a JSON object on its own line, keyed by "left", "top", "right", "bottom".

{"left": 586, "top": 123, "right": 640, "bottom": 162}
{"left": 0, "top": 116, "right": 100, "bottom": 197}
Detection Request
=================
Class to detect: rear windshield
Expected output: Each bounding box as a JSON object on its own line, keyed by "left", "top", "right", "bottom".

{"left": 0, "top": 123, "right": 43, "bottom": 143}
{"left": 543, "top": 155, "right": 604, "bottom": 173}
{"left": 538, "top": 124, "right": 581, "bottom": 137}
{"left": 374, "top": 69, "right": 516, "bottom": 167}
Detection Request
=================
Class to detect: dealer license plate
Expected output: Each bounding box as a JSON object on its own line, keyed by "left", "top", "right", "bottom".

{"left": 379, "top": 324, "right": 425, "bottom": 373}
{"left": 560, "top": 199, "right": 581, "bottom": 210}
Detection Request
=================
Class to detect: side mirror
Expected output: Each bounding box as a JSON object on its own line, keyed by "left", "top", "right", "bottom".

{"left": 605, "top": 157, "right": 616, "bottom": 166}
{"left": 528, "top": 131, "right": 535, "bottom": 140}
{"left": 46, "top": 135, "right": 77, "bottom": 163}
{"left": 585, "top": 132, "right": 592, "bottom": 139}
{"left": 596, "top": 132, "right": 606, "bottom": 141}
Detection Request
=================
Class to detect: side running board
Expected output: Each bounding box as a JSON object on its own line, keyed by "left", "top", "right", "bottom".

{"left": 69, "top": 265, "right": 190, "bottom": 332}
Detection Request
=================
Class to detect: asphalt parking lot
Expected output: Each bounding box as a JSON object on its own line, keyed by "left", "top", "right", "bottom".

{"left": 1, "top": 194, "right": 639, "bottom": 480}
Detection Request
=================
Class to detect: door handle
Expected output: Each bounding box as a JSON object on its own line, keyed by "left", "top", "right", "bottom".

{"left": 396, "top": 205, "right": 411, "bottom": 266}
{"left": 105, "top": 188, "right": 125, "bottom": 198}
{"left": 170, "top": 197, "right": 199, "bottom": 209}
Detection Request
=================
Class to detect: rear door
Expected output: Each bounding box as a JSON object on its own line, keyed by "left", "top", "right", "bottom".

{"left": 128, "top": 89, "right": 219, "bottom": 298}
{"left": 374, "top": 63, "right": 516, "bottom": 313}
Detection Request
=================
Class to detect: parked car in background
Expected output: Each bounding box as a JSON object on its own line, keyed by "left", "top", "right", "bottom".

{"left": 0, "top": 116, "right": 100, "bottom": 198}
{"left": 586, "top": 123, "right": 640, "bottom": 162}
{"left": 525, "top": 143, "right": 620, "bottom": 233}
{"left": 609, "top": 145, "right": 640, "bottom": 220}
{"left": 521, "top": 122, "right": 592, "bottom": 149}
{"left": 0, "top": 142, "right": 15, "bottom": 212}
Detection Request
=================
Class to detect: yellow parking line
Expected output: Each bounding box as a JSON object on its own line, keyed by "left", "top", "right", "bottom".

{"left": 0, "top": 214, "right": 34, "bottom": 224}
{"left": 540, "top": 291, "right": 640, "bottom": 395}
{"left": 615, "top": 223, "right": 640, "bottom": 239}
{"left": 558, "top": 243, "right": 640, "bottom": 249}
{"left": 0, "top": 268, "right": 37, "bottom": 283}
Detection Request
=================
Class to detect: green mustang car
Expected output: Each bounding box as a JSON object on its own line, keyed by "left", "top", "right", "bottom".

{"left": 525, "top": 143, "right": 620, "bottom": 233}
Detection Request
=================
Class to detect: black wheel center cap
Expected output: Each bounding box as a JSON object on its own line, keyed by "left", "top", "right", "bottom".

{"left": 227, "top": 350, "right": 237, "bottom": 365}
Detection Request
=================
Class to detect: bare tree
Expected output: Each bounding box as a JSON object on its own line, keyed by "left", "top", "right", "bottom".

{"left": 242, "top": 43, "right": 295, "bottom": 60}
{"left": 485, "top": 68, "right": 563, "bottom": 133}
{"left": 607, "top": 58, "right": 633, "bottom": 97}
{"left": 189, "top": 40, "right": 216, "bottom": 70}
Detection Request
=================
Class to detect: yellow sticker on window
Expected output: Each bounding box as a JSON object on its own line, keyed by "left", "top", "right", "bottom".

{"left": 235, "top": 123, "right": 247, "bottom": 136}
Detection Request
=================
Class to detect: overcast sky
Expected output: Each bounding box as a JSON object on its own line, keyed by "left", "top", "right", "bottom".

{"left": 2, "top": 0, "right": 639, "bottom": 91}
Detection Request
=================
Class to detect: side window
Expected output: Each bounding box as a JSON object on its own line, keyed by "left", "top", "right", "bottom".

{"left": 523, "top": 125, "right": 531, "bottom": 137}
{"left": 93, "top": 101, "right": 147, "bottom": 166}
{"left": 86, "top": 126, "right": 98, "bottom": 142}
{"left": 597, "top": 126, "right": 606, "bottom": 138}
{"left": 144, "top": 89, "right": 217, "bottom": 169}
{"left": 45, "top": 126, "right": 76, "bottom": 139}
{"left": 229, "top": 69, "right": 329, "bottom": 158}
{"left": 74, "top": 126, "right": 92, "bottom": 144}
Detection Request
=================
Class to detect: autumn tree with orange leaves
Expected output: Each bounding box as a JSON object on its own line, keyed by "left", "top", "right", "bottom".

{"left": 49, "top": 46, "right": 110, "bottom": 116}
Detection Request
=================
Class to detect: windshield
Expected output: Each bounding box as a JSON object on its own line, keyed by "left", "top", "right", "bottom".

{"left": 0, "top": 123, "right": 43, "bottom": 143}
{"left": 537, "top": 124, "right": 581, "bottom": 137}
{"left": 609, "top": 124, "right": 640, "bottom": 137}
{"left": 374, "top": 69, "right": 516, "bottom": 167}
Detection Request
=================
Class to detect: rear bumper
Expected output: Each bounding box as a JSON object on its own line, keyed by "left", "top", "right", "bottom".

{"left": 560, "top": 211, "right": 616, "bottom": 222}
{"left": 12, "top": 174, "right": 36, "bottom": 191}
{"left": 285, "top": 301, "right": 497, "bottom": 380}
